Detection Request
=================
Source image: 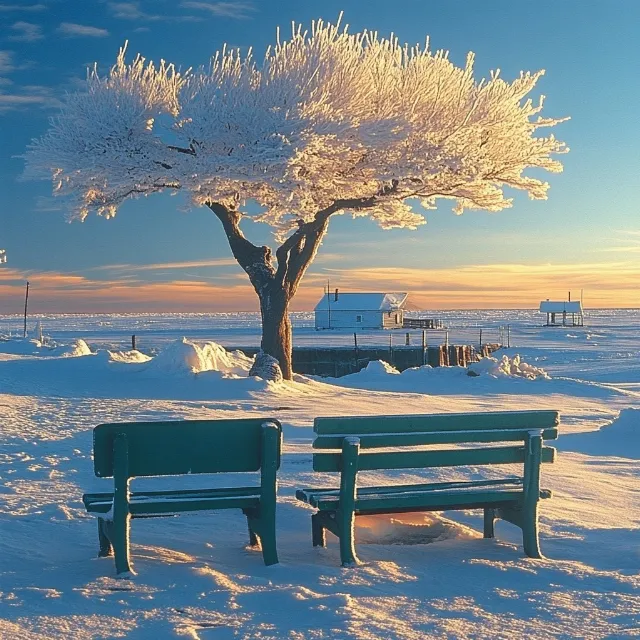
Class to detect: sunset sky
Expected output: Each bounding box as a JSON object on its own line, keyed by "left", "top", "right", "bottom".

{"left": 1, "top": 0, "right": 639, "bottom": 313}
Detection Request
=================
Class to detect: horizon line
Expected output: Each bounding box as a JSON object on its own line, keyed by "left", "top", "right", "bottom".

{"left": 2, "top": 306, "right": 640, "bottom": 316}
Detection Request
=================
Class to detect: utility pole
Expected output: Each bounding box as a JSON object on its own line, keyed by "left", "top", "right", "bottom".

{"left": 326, "top": 279, "right": 331, "bottom": 329}
{"left": 23, "top": 281, "right": 30, "bottom": 338}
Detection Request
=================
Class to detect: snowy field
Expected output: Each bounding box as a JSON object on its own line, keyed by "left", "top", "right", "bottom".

{"left": 0, "top": 309, "right": 638, "bottom": 639}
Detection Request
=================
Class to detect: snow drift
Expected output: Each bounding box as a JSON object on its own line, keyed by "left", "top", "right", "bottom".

{"left": 468, "top": 354, "right": 550, "bottom": 379}
{"left": 143, "top": 338, "right": 253, "bottom": 376}
{"left": 56, "top": 338, "right": 93, "bottom": 357}
{"left": 559, "top": 407, "right": 640, "bottom": 459}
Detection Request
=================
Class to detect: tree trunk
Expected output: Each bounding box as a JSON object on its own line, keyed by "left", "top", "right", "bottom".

{"left": 258, "top": 285, "right": 293, "bottom": 380}
{"left": 209, "top": 199, "right": 377, "bottom": 381}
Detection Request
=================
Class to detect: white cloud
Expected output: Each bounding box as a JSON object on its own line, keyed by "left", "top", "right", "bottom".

{"left": 107, "top": 1, "right": 201, "bottom": 22}
{"left": 0, "top": 51, "right": 15, "bottom": 74}
{"left": 0, "top": 3, "right": 46, "bottom": 11}
{"left": 57, "top": 23, "right": 110, "bottom": 38}
{"left": 0, "top": 55, "right": 60, "bottom": 114}
{"left": 0, "top": 89, "right": 60, "bottom": 113}
{"left": 107, "top": 2, "right": 144, "bottom": 20}
{"left": 95, "top": 258, "right": 239, "bottom": 272}
{"left": 8, "top": 21, "right": 44, "bottom": 42}
{"left": 179, "top": 1, "right": 255, "bottom": 19}
{"left": 0, "top": 94, "right": 48, "bottom": 105}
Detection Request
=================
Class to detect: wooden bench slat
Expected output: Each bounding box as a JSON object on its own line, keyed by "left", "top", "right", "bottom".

{"left": 93, "top": 418, "right": 282, "bottom": 478}
{"left": 313, "top": 445, "right": 557, "bottom": 472}
{"left": 86, "top": 494, "right": 260, "bottom": 516}
{"left": 84, "top": 485, "right": 263, "bottom": 504}
{"left": 298, "top": 485, "right": 552, "bottom": 510}
{"left": 83, "top": 486, "right": 262, "bottom": 515}
{"left": 296, "top": 477, "right": 524, "bottom": 502}
{"left": 313, "top": 427, "right": 559, "bottom": 449}
{"left": 307, "top": 488, "right": 551, "bottom": 512}
{"left": 314, "top": 410, "right": 559, "bottom": 435}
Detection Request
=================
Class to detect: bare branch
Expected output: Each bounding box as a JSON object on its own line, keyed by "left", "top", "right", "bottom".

{"left": 207, "top": 202, "right": 276, "bottom": 287}
{"left": 167, "top": 145, "right": 196, "bottom": 156}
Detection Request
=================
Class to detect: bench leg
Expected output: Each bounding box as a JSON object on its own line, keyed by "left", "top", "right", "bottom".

{"left": 244, "top": 511, "right": 259, "bottom": 548}
{"left": 312, "top": 513, "right": 326, "bottom": 548}
{"left": 257, "top": 509, "right": 278, "bottom": 566}
{"left": 522, "top": 505, "right": 543, "bottom": 559}
{"left": 97, "top": 518, "right": 113, "bottom": 557}
{"left": 244, "top": 509, "right": 277, "bottom": 565}
{"left": 483, "top": 508, "right": 495, "bottom": 539}
{"left": 260, "top": 528, "right": 278, "bottom": 566}
{"left": 338, "top": 508, "right": 358, "bottom": 567}
{"left": 108, "top": 515, "right": 133, "bottom": 576}
{"left": 497, "top": 505, "right": 543, "bottom": 559}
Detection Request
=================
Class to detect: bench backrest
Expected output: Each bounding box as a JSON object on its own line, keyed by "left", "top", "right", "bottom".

{"left": 93, "top": 418, "right": 282, "bottom": 478}
{"left": 312, "top": 410, "right": 558, "bottom": 472}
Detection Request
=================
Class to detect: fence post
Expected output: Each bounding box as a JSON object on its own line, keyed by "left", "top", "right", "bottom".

{"left": 132, "top": 334, "right": 136, "bottom": 350}
{"left": 422, "top": 330, "right": 427, "bottom": 366}
{"left": 353, "top": 332, "right": 359, "bottom": 371}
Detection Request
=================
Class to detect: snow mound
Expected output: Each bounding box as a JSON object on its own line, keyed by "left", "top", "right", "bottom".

{"left": 363, "top": 360, "right": 401, "bottom": 376}
{"left": 249, "top": 351, "right": 283, "bottom": 382}
{"left": 468, "top": 354, "right": 550, "bottom": 380}
{"left": 145, "top": 338, "right": 253, "bottom": 376}
{"left": 356, "top": 512, "right": 480, "bottom": 546}
{"left": 599, "top": 407, "right": 639, "bottom": 439}
{"left": 59, "top": 339, "right": 93, "bottom": 357}
{"left": 107, "top": 349, "right": 152, "bottom": 364}
{"left": 559, "top": 408, "right": 639, "bottom": 459}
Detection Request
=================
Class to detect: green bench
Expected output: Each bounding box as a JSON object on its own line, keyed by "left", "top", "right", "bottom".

{"left": 82, "top": 418, "right": 282, "bottom": 575}
{"left": 296, "top": 410, "right": 559, "bottom": 566}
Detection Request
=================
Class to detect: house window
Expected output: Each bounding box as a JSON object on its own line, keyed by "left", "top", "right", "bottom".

{"left": 356, "top": 315, "right": 363, "bottom": 323}
{"left": 395, "top": 313, "right": 400, "bottom": 323}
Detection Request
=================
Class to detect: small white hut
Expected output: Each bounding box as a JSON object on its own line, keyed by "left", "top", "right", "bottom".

{"left": 315, "top": 291, "right": 408, "bottom": 330}
{"left": 539, "top": 300, "right": 584, "bottom": 327}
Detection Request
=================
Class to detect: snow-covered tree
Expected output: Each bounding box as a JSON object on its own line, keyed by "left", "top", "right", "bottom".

{"left": 24, "top": 17, "right": 568, "bottom": 379}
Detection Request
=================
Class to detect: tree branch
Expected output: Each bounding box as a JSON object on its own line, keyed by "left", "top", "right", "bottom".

{"left": 207, "top": 202, "right": 276, "bottom": 290}
{"left": 167, "top": 144, "right": 196, "bottom": 156}
{"left": 274, "top": 182, "right": 404, "bottom": 293}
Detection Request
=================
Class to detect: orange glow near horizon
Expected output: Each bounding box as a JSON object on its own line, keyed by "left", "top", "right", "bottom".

{"left": 1, "top": 259, "right": 639, "bottom": 313}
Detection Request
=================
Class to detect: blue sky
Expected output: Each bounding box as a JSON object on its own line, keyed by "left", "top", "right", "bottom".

{"left": 1, "top": 0, "right": 639, "bottom": 312}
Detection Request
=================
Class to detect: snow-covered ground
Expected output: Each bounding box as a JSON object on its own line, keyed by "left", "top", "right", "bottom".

{"left": 1, "top": 310, "right": 638, "bottom": 639}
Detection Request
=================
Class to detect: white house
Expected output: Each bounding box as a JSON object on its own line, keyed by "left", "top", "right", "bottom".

{"left": 314, "top": 291, "right": 408, "bottom": 330}
{"left": 539, "top": 300, "right": 584, "bottom": 327}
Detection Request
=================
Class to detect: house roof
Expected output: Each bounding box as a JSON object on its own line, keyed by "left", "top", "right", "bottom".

{"left": 539, "top": 300, "right": 583, "bottom": 313}
{"left": 314, "top": 292, "right": 408, "bottom": 312}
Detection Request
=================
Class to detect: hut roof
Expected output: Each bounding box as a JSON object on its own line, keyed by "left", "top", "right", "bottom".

{"left": 314, "top": 292, "right": 408, "bottom": 312}
{"left": 539, "top": 300, "right": 583, "bottom": 313}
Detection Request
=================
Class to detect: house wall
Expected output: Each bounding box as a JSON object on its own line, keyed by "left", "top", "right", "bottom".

{"left": 315, "top": 309, "right": 404, "bottom": 330}
{"left": 315, "top": 309, "right": 383, "bottom": 329}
